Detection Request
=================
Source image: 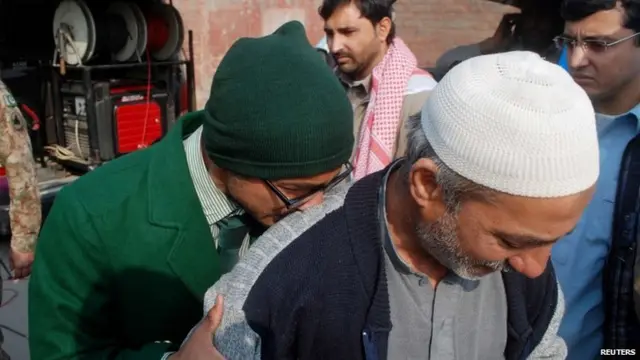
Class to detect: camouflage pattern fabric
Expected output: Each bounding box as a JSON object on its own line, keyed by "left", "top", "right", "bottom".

{"left": 0, "top": 80, "right": 41, "bottom": 359}
{"left": 0, "top": 80, "right": 41, "bottom": 253}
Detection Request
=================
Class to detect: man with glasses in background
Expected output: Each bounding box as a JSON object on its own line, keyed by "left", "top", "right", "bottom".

{"left": 551, "top": 1, "right": 640, "bottom": 358}
{"left": 28, "top": 21, "right": 354, "bottom": 360}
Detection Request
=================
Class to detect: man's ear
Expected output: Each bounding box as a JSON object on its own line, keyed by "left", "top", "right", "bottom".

{"left": 206, "top": 160, "right": 230, "bottom": 193}
{"left": 376, "top": 17, "right": 392, "bottom": 42}
{"left": 409, "top": 158, "right": 447, "bottom": 219}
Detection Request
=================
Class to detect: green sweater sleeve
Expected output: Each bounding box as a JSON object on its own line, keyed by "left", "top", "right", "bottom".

{"left": 28, "top": 188, "right": 172, "bottom": 360}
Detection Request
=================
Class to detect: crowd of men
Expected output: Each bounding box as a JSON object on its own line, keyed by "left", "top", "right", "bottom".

{"left": 0, "top": 0, "right": 638, "bottom": 359}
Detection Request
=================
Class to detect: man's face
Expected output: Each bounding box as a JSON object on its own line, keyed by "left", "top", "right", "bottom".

{"left": 223, "top": 166, "right": 347, "bottom": 226}
{"left": 324, "top": 2, "right": 387, "bottom": 78}
{"left": 409, "top": 160, "right": 595, "bottom": 280}
{"left": 563, "top": 6, "right": 640, "bottom": 102}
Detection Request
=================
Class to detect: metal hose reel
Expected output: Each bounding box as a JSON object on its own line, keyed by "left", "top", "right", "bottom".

{"left": 52, "top": 0, "right": 183, "bottom": 66}
{"left": 52, "top": 0, "right": 96, "bottom": 66}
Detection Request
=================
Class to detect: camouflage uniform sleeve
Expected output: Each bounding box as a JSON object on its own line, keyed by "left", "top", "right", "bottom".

{"left": 0, "top": 81, "right": 41, "bottom": 253}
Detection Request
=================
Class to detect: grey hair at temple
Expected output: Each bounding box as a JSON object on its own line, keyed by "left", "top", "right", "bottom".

{"left": 399, "top": 113, "right": 495, "bottom": 211}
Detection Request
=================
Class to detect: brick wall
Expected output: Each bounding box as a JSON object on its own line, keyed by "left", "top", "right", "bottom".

{"left": 174, "top": 0, "right": 515, "bottom": 107}
{"left": 395, "top": 0, "right": 517, "bottom": 67}
{"left": 174, "top": 0, "right": 325, "bottom": 107}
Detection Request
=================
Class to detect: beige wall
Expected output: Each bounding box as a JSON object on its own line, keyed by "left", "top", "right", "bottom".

{"left": 173, "top": 0, "right": 512, "bottom": 107}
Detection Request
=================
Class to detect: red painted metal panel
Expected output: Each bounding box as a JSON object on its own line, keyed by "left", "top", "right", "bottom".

{"left": 114, "top": 102, "right": 163, "bottom": 154}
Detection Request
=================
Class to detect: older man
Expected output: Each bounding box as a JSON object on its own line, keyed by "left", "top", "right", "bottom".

{"left": 175, "top": 51, "right": 599, "bottom": 360}
{"left": 28, "top": 21, "right": 354, "bottom": 360}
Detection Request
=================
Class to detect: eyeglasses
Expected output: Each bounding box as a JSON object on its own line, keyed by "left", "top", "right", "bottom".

{"left": 553, "top": 32, "right": 640, "bottom": 54}
{"left": 264, "top": 162, "right": 353, "bottom": 210}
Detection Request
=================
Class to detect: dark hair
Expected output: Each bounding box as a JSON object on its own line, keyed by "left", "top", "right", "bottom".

{"left": 561, "top": 0, "right": 640, "bottom": 38}
{"left": 518, "top": 1, "right": 565, "bottom": 50}
{"left": 318, "top": 0, "right": 396, "bottom": 44}
{"left": 522, "top": 0, "right": 563, "bottom": 13}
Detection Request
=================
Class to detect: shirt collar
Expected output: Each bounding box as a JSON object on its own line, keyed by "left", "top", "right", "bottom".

{"left": 184, "top": 126, "right": 240, "bottom": 224}
{"left": 628, "top": 104, "right": 640, "bottom": 132}
{"left": 597, "top": 103, "right": 640, "bottom": 132}
{"left": 379, "top": 160, "right": 413, "bottom": 274}
{"left": 336, "top": 69, "right": 372, "bottom": 94}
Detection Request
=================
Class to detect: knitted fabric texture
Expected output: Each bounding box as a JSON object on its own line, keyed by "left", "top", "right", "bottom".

{"left": 421, "top": 51, "right": 599, "bottom": 198}
{"left": 203, "top": 21, "right": 353, "bottom": 180}
{"left": 353, "top": 38, "right": 418, "bottom": 180}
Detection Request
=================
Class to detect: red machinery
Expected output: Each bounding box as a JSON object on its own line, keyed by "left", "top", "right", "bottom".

{"left": 111, "top": 85, "right": 165, "bottom": 153}
{"left": 59, "top": 80, "right": 174, "bottom": 162}
{"left": 49, "top": 0, "right": 194, "bottom": 169}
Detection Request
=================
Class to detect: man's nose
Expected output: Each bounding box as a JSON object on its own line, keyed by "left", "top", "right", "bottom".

{"left": 508, "top": 246, "right": 552, "bottom": 278}
{"left": 568, "top": 46, "right": 588, "bottom": 69}
{"left": 329, "top": 36, "right": 344, "bottom": 54}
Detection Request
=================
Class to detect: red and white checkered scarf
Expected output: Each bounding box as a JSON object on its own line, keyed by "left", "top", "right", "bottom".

{"left": 352, "top": 38, "right": 418, "bottom": 180}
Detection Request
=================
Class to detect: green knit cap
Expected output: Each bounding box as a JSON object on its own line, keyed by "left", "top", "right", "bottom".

{"left": 202, "top": 21, "right": 354, "bottom": 180}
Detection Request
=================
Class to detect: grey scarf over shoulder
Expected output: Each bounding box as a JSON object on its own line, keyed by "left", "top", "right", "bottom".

{"left": 182, "top": 182, "right": 351, "bottom": 359}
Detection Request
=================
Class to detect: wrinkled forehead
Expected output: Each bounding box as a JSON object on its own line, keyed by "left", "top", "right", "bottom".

{"left": 564, "top": 7, "right": 627, "bottom": 37}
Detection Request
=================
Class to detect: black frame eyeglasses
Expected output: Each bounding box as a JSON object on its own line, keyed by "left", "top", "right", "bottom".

{"left": 264, "top": 163, "right": 353, "bottom": 210}
{"left": 553, "top": 32, "right": 640, "bottom": 54}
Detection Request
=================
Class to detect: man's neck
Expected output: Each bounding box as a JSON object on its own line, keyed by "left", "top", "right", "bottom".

{"left": 594, "top": 79, "right": 640, "bottom": 115}
{"left": 200, "top": 140, "right": 227, "bottom": 192}
{"left": 385, "top": 171, "right": 448, "bottom": 285}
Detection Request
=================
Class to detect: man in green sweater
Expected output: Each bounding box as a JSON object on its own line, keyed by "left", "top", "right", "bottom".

{"left": 28, "top": 21, "right": 354, "bottom": 360}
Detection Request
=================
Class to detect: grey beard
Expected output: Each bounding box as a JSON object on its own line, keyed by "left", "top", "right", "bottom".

{"left": 415, "top": 212, "right": 509, "bottom": 280}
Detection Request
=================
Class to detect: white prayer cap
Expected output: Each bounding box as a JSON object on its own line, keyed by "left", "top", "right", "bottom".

{"left": 421, "top": 51, "right": 599, "bottom": 198}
